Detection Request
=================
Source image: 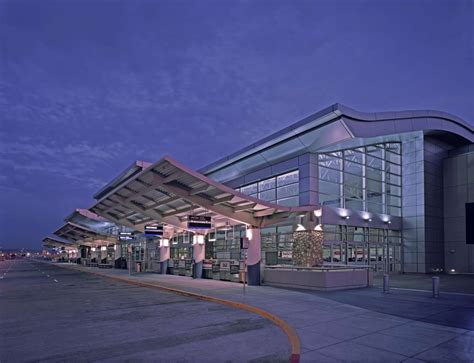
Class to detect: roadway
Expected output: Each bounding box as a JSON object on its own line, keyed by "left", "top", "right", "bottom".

{"left": 0, "top": 259, "right": 289, "bottom": 362}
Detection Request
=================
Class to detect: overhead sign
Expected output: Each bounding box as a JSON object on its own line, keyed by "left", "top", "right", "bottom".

{"left": 187, "top": 215, "right": 212, "bottom": 229}
{"left": 144, "top": 225, "right": 164, "bottom": 236}
{"left": 119, "top": 232, "right": 134, "bottom": 241}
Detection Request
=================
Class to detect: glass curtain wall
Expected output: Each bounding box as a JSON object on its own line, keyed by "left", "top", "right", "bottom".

{"left": 261, "top": 225, "right": 294, "bottom": 265}
{"left": 236, "top": 170, "right": 300, "bottom": 207}
{"left": 323, "top": 224, "right": 402, "bottom": 272}
{"left": 318, "top": 143, "right": 402, "bottom": 216}
{"left": 170, "top": 232, "right": 193, "bottom": 259}
{"left": 169, "top": 232, "right": 193, "bottom": 276}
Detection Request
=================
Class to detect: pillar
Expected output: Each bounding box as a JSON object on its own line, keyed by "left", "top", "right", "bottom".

{"left": 192, "top": 235, "right": 205, "bottom": 278}
{"left": 114, "top": 243, "right": 121, "bottom": 259}
{"left": 159, "top": 239, "right": 170, "bottom": 274}
{"left": 247, "top": 228, "right": 261, "bottom": 285}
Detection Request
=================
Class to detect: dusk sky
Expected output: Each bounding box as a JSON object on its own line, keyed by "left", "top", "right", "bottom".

{"left": 1, "top": 0, "right": 472, "bottom": 250}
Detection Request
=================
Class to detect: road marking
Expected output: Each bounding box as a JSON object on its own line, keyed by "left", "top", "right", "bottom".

{"left": 46, "top": 275, "right": 50, "bottom": 277}
{"left": 54, "top": 279, "right": 59, "bottom": 283}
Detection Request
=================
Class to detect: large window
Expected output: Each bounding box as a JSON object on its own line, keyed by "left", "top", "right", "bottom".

{"left": 236, "top": 170, "right": 299, "bottom": 207}
{"left": 322, "top": 224, "right": 402, "bottom": 272}
{"left": 318, "top": 142, "right": 402, "bottom": 216}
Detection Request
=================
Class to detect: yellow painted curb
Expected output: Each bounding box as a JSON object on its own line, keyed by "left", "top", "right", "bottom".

{"left": 54, "top": 263, "right": 301, "bottom": 362}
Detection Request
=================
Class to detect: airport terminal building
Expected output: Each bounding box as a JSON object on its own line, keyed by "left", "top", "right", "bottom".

{"left": 44, "top": 104, "right": 474, "bottom": 288}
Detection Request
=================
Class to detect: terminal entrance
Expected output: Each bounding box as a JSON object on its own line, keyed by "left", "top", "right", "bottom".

{"left": 206, "top": 227, "right": 243, "bottom": 282}
{"left": 117, "top": 239, "right": 160, "bottom": 273}
{"left": 322, "top": 225, "right": 402, "bottom": 273}
{"left": 169, "top": 233, "right": 193, "bottom": 276}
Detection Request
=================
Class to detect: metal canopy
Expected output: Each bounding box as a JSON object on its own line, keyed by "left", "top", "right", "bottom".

{"left": 90, "top": 156, "right": 318, "bottom": 233}
{"left": 42, "top": 236, "right": 74, "bottom": 249}
{"left": 53, "top": 222, "right": 115, "bottom": 246}
{"left": 65, "top": 209, "right": 117, "bottom": 235}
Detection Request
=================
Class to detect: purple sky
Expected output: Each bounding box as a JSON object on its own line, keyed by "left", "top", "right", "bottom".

{"left": 1, "top": 0, "right": 472, "bottom": 249}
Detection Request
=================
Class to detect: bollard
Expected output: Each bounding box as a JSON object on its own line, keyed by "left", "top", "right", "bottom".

{"left": 432, "top": 276, "right": 440, "bottom": 298}
{"left": 383, "top": 273, "right": 390, "bottom": 293}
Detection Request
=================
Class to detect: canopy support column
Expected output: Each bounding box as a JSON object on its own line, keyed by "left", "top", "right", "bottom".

{"left": 159, "top": 241, "right": 170, "bottom": 274}
{"left": 192, "top": 235, "right": 205, "bottom": 278}
{"left": 247, "top": 228, "right": 261, "bottom": 285}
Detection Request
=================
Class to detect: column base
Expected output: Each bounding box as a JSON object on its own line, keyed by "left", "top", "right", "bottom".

{"left": 248, "top": 261, "right": 261, "bottom": 286}
{"left": 193, "top": 261, "right": 203, "bottom": 279}
{"left": 160, "top": 260, "right": 168, "bottom": 274}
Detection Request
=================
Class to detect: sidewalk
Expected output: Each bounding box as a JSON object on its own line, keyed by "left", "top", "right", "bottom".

{"left": 373, "top": 273, "right": 474, "bottom": 294}
{"left": 58, "top": 263, "right": 474, "bottom": 363}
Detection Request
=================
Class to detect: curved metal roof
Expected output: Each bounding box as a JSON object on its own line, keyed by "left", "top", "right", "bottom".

{"left": 201, "top": 103, "right": 473, "bottom": 181}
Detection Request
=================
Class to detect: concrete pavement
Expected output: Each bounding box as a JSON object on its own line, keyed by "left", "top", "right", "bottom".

{"left": 51, "top": 261, "right": 474, "bottom": 362}
{"left": 372, "top": 272, "right": 474, "bottom": 295}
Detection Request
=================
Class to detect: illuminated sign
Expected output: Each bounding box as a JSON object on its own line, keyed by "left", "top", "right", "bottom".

{"left": 187, "top": 215, "right": 211, "bottom": 229}
{"left": 119, "top": 232, "right": 134, "bottom": 241}
{"left": 144, "top": 225, "right": 164, "bottom": 236}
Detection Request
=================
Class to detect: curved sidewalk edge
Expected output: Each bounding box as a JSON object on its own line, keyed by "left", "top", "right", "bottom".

{"left": 52, "top": 263, "right": 301, "bottom": 363}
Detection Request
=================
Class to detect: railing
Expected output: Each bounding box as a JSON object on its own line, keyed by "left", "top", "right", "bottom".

{"left": 264, "top": 264, "right": 371, "bottom": 272}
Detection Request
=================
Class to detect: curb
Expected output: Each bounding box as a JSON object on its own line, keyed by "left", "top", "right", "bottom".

{"left": 51, "top": 262, "right": 301, "bottom": 362}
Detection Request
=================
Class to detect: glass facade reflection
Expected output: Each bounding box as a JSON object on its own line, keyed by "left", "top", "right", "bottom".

{"left": 322, "top": 224, "right": 401, "bottom": 272}
{"left": 236, "top": 170, "right": 300, "bottom": 207}
{"left": 318, "top": 142, "right": 402, "bottom": 216}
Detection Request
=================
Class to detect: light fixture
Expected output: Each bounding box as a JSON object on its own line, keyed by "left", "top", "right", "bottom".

{"left": 315, "top": 224, "right": 323, "bottom": 231}
{"left": 246, "top": 228, "right": 253, "bottom": 240}
{"left": 450, "top": 268, "right": 456, "bottom": 273}
{"left": 362, "top": 212, "right": 372, "bottom": 221}
{"left": 314, "top": 209, "right": 322, "bottom": 217}
{"left": 91, "top": 247, "right": 96, "bottom": 252}
{"left": 101, "top": 246, "right": 107, "bottom": 251}
{"left": 296, "top": 224, "right": 306, "bottom": 231}
{"left": 193, "top": 235, "right": 205, "bottom": 245}
{"left": 162, "top": 238, "right": 169, "bottom": 247}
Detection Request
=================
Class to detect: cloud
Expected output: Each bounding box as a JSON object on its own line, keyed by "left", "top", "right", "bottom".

{"left": 0, "top": 137, "right": 127, "bottom": 191}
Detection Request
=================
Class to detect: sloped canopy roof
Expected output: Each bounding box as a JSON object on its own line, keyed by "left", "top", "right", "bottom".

{"left": 53, "top": 222, "right": 115, "bottom": 245}
{"left": 90, "top": 156, "right": 317, "bottom": 233}
{"left": 65, "top": 208, "right": 116, "bottom": 235}
{"left": 42, "top": 236, "right": 74, "bottom": 249}
{"left": 94, "top": 161, "right": 151, "bottom": 200}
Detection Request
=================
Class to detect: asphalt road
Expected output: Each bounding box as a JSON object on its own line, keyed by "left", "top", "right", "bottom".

{"left": 0, "top": 259, "right": 289, "bottom": 362}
